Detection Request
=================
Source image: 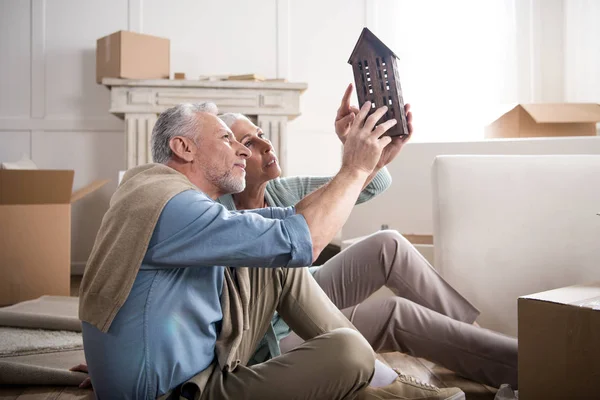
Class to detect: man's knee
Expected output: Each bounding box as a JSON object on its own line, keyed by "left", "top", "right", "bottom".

{"left": 326, "top": 328, "right": 375, "bottom": 381}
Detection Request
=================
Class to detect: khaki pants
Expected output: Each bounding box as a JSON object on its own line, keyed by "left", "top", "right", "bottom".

{"left": 280, "top": 230, "right": 518, "bottom": 389}
{"left": 200, "top": 266, "right": 376, "bottom": 400}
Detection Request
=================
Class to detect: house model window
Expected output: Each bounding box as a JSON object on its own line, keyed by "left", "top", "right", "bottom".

{"left": 348, "top": 28, "right": 409, "bottom": 138}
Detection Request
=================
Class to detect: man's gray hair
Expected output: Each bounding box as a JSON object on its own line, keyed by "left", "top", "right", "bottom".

{"left": 151, "top": 102, "right": 219, "bottom": 164}
{"left": 218, "top": 112, "right": 253, "bottom": 129}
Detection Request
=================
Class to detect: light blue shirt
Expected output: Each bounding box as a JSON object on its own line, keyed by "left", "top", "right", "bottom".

{"left": 81, "top": 189, "right": 313, "bottom": 399}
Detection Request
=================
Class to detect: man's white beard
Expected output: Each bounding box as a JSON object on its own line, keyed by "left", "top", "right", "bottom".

{"left": 210, "top": 169, "right": 246, "bottom": 194}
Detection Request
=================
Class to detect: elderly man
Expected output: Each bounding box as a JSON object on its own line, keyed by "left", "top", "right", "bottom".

{"left": 78, "top": 101, "right": 464, "bottom": 400}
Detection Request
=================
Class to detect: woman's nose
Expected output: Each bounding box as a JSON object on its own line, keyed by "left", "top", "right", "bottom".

{"left": 260, "top": 138, "right": 273, "bottom": 153}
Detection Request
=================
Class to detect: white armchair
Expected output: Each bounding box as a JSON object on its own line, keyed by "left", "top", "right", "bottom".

{"left": 432, "top": 155, "right": 600, "bottom": 336}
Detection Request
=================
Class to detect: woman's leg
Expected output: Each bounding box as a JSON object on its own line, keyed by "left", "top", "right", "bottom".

{"left": 313, "top": 230, "right": 479, "bottom": 323}
{"left": 350, "top": 296, "right": 518, "bottom": 389}
{"left": 282, "top": 230, "right": 513, "bottom": 387}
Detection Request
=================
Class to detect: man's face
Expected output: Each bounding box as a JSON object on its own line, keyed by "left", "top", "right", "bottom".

{"left": 193, "top": 113, "right": 251, "bottom": 196}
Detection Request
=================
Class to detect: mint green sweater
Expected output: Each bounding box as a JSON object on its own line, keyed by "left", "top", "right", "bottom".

{"left": 217, "top": 167, "right": 392, "bottom": 363}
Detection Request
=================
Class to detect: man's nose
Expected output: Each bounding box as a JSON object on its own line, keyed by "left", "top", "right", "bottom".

{"left": 235, "top": 141, "right": 251, "bottom": 158}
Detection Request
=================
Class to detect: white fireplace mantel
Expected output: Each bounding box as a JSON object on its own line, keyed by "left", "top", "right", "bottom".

{"left": 103, "top": 78, "right": 308, "bottom": 175}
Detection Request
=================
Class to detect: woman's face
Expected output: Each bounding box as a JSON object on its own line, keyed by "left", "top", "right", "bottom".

{"left": 230, "top": 118, "right": 281, "bottom": 186}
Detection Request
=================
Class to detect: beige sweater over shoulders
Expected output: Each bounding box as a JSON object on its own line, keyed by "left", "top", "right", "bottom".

{"left": 79, "top": 163, "right": 198, "bottom": 332}
{"left": 79, "top": 163, "right": 252, "bottom": 397}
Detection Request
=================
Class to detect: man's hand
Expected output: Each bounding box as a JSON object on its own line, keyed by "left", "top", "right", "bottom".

{"left": 296, "top": 100, "right": 396, "bottom": 261}
{"left": 70, "top": 363, "right": 92, "bottom": 389}
{"left": 342, "top": 101, "right": 397, "bottom": 175}
{"left": 375, "top": 103, "right": 413, "bottom": 169}
{"left": 335, "top": 83, "right": 414, "bottom": 169}
{"left": 334, "top": 83, "right": 360, "bottom": 144}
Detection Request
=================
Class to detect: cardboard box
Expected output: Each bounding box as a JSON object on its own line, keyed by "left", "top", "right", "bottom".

{"left": 485, "top": 103, "right": 600, "bottom": 138}
{"left": 96, "top": 30, "right": 170, "bottom": 83}
{"left": 518, "top": 282, "right": 600, "bottom": 399}
{"left": 0, "top": 170, "right": 108, "bottom": 306}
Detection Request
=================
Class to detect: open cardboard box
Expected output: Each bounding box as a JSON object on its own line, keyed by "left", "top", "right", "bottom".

{"left": 518, "top": 282, "right": 600, "bottom": 399}
{"left": 0, "top": 170, "right": 108, "bottom": 305}
{"left": 485, "top": 103, "right": 600, "bottom": 138}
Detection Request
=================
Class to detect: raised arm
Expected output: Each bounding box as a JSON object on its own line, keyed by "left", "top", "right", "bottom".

{"left": 269, "top": 167, "right": 391, "bottom": 207}
{"left": 143, "top": 190, "right": 312, "bottom": 269}
{"left": 295, "top": 102, "right": 396, "bottom": 261}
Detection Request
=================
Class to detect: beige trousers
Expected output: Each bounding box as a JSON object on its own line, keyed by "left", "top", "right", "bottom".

{"left": 279, "top": 230, "right": 518, "bottom": 389}
{"left": 200, "top": 266, "right": 376, "bottom": 400}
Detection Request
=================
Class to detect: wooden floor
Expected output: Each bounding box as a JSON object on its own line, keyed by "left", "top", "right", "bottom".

{"left": 70, "top": 277, "right": 497, "bottom": 399}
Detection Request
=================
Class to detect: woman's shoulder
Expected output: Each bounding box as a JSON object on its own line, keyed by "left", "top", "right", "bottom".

{"left": 266, "top": 176, "right": 294, "bottom": 192}
{"left": 216, "top": 193, "right": 236, "bottom": 211}
{"left": 267, "top": 176, "right": 309, "bottom": 193}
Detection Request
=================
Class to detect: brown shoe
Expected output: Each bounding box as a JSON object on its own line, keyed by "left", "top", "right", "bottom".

{"left": 358, "top": 369, "right": 465, "bottom": 400}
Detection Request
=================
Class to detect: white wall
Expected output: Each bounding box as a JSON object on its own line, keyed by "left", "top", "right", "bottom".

{"left": 0, "top": 0, "right": 599, "bottom": 270}
{"left": 0, "top": 0, "right": 125, "bottom": 268}
{"left": 564, "top": 0, "right": 600, "bottom": 102}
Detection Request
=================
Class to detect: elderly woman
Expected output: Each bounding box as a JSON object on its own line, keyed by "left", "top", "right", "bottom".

{"left": 217, "top": 84, "right": 518, "bottom": 391}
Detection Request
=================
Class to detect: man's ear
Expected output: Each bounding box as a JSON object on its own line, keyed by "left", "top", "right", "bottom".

{"left": 169, "top": 136, "right": 196, "bottom": 162}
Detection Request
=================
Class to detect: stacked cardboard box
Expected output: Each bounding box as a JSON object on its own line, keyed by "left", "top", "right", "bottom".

{"left": 519, "top": 282, "right": 600, "bottom": 399}
{"left": 96, "top": 30, "right": 170, "bottom": 83}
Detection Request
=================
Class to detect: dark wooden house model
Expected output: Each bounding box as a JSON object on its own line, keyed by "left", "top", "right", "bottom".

{"left": 348, "top": 28, "right": 409, "bottom": 138}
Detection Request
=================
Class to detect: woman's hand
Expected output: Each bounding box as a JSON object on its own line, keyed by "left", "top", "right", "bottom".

{"left": 70, "top": 363, "right": 92, "bottom": 389}
{"left": 334, "top": 83, "right": 360, "bottom": 144}
{"left": 335, "top": 83, "right": 413, "bottom": 164}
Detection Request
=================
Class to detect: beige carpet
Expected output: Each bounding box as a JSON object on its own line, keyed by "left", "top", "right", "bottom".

{"left": 0, "top": 327, "right": 82, "bottom": 357}
{"left": 0, "top": 296, "right": 87, "bottom": 387}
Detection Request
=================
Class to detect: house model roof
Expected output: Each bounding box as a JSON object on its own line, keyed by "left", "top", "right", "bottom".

{"left": 348, "top": 27, "right": 399, "bottom": 64}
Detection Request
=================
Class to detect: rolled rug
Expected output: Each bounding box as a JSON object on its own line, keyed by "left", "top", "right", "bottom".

{"left": 0, "top": 349, "right": 87, "bottom": 386}
{"left": 0, "top": 296, "right": 81, "bottom": 332}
